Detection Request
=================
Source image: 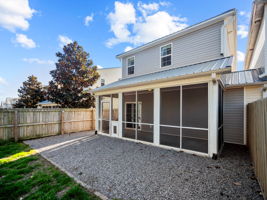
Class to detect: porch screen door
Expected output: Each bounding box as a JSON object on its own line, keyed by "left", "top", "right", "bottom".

{"left": 101, "top": 101, "right": 110, "bottom": 134}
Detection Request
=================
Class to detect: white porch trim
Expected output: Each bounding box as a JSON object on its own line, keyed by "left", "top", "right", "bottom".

{"left": 208, "top": 80, "right": 219, "bottom": 157}
{"left": 153, "top": 88, "right": 160, "bottom": 145}
{"left": 118, "top": 92, "right": 123, "bottom": 138}
{"left": 95, "top": 96, "right": 99, "bottom": 131}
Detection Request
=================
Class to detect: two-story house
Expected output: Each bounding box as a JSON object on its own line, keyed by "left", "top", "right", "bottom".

{"left": 93, "top": 9, "right": 238, "bottom": 158}
{"left": 93, "top": 6, "right": 267, "bottom": 158}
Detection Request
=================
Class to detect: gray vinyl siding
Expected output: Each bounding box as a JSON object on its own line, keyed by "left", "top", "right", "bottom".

{"left": 223, "top": 88, "right": 244, "bottom": 144}
{"left": 255, "top": 47, "right": 265, "bottom": 69}
{"left": 122, "top": 21, "right": 223, "bottom": 78}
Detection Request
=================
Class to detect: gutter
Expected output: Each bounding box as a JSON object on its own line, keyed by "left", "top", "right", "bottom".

{"left": 245, "top": 0, "right": 267, "bottom": 69}
{"left": 224, "top": 81, "right": 267, "bottom": 89}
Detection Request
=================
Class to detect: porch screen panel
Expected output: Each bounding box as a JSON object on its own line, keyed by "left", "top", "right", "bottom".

{"left": 112, "top": 94, "right": 119, "bottom": 121}
{"left": 101, "top": 95, "right": 111, "bottom": 134}
{"left": 137, "top": 90, "right": 154, "bottom": 143}
{"left": 160, "top": 126, "right": 180, "bottom": 147}
{"left": 160, "top": 86, "right": 180, "bottom": 147}
{"left": 182, "top": 83, "right": 208, "bottom": 153}
{"left": 122, "top": 92, "right": 136, "bottom": 139}
{"left": 137, "top": 124, "right": 153, "bottom": 142}
{"left": 182, "top": 129, "right": 208, "bottom": 153}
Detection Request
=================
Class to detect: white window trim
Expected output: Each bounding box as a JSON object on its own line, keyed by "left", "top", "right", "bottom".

{"left": 127, "top": 56, "right": 135, "bottom": 76}
{"left": 160, "top": 43, "right": 173, "bottom": 68}
{"left": 124, "top": 101, "right": 142, "bottom": 130}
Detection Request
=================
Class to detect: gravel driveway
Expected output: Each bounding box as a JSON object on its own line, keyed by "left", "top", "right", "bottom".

{"left": 25, "top": 131, "right": 263, "bottom": 200}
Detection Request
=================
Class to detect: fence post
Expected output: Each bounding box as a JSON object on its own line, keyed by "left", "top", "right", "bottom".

{"left": 13, "top": 110, "right": 18, "bottom": 142}
{"left": 61, "top": 110, "right": 64, "bottom": 135}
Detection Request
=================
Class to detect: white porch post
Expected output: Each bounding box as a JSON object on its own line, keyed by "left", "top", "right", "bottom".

{"left": 208, "top": 80, "right": 219, "bottom": 157}
{"left": 95, "top": 95, "right": 99, "bottom": 131}
{"left": 118, "top": 92, "right": 123, "bottom": 138}
{"left": 154, "top": 88, "right": 160, "bottom": 145}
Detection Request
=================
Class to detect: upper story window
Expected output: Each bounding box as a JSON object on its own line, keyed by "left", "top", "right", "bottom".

{"left": 161, "top": 44, "right": 172, "bottom": 67}
{"left": 127, "top": 57, "right": 135, "bottom": 75}
{"left": 101, "top": 78, "right": 105, "bottom": 86}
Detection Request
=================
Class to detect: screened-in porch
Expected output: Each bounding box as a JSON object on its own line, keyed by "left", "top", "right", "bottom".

{"left": 96, "top": 81, "right": 224, "bottom": 157}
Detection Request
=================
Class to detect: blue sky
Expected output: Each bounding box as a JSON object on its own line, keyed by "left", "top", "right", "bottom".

{"left": 0, "top": 0, "right": 253, "bottom": 101}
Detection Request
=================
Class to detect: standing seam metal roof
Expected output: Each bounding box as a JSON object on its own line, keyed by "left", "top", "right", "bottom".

{"left": 221, "top": 68, "right": 267, "bottom": 87}
{"left": 93, "top": 56, "right": 233, "bottom": 93}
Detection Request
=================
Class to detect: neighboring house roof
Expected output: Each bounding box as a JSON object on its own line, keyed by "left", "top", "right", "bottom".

{"left": 37, "top": 100, "right": 58, "bottom": 105}
{"left": 245, "top": 0, "right": 267, "bottom": 69}
{"left": 90, "top": 67, "right": 122, "bottom": 90}
{"left": 116, "top": 9, "right": 236, "bottom": 59}
{"left": 97, "top": 66, "right": 121, "bottom": 71}
{"left": 93, "top": 56, "right": 233, "bottom": 93}
{"left": 221, "top": 68, "right": 267, "bottom": 87}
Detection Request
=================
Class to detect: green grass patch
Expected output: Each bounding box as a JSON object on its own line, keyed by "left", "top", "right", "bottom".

{"left": 0, "top": 140, "right": 30, "bottom": 158}
{"left": 0, "top": 141, "right": 100, "bottom": 200}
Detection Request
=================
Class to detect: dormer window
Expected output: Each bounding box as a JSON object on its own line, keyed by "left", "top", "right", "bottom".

{"left": 161, "top": 44, "right": 172, "bottom": 67}
{"left": 127, "top": 56, "right": 135, "bottom": 75}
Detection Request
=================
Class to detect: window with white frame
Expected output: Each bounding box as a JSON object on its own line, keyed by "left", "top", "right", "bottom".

{"left": 161, "top": 44, "right": 172, "bottom": 67}
{"left": 101, "top": 78, "right": 105, "bottom": 86}
{"left": 127, "top": 57, "right": 135, "bottom": 75}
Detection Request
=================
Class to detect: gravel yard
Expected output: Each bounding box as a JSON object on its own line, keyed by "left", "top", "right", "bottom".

{"left": 25, "top": 131, "right": 263, "bottom": 200}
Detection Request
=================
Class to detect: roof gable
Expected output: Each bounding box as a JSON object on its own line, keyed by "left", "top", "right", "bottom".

{"left": 116, "top": 9, "right": 236, "bottom": 59}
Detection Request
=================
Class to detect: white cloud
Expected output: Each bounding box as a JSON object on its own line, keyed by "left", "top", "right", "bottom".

{"left": 0, "top": 0, "right": 36, "bottom": 32}
{"left": 237, "top": 25, "right": 248, "bottom": 39}
{"left": 137, "top": 1, "right": 171, "bottom": 16}
{"left": 124, "top": 46, "right": 133, "bottom": 52}
{"left": 58, "top": 35, "right": 73, "bottom": 48}
{"left": 239, "top": 11, "right": 251, "bottom": 19}
{"left": 23, "top": 58, "right": 54, "bottom": 65}
{"left": 138, "top": 2, "right": 160, "bottom": 16}
{"left": 237, "top": 50, "right": 245, "bottom": 62}
{"left": 106, "top": 1, "right": 136, "bottom": 47}
{"left": 106, "top": 1, "right": 188, "bottom": 47}
{"left": 0, "top": 77, "right": 7, "bottom": 85}
{"left": 84, "top": 14, "right": 94, "bottom": 26}
{"left": 133, "top": 11, "right": 187, "bottom": 44}
{"left": 96, "top": 65, "right": 103, "bottom": 69}
{"left": 14, "top": 33, "right": 36, "bottom": 48}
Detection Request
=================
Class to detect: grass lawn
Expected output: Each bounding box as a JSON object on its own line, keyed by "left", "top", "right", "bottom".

{"left": 0, "top": 140, "right": 100, "bottom": 200}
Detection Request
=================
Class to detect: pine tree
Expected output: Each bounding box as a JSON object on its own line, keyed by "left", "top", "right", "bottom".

{"left": 14, "top": 75, "right": 45, "bottom": 108}
{"left": 48, "top": 41, "right": 99, "bottom": 108}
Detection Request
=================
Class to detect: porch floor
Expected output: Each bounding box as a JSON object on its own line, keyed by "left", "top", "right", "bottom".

{"left": 25, "top": 131, "right": 263, "bottom": 200}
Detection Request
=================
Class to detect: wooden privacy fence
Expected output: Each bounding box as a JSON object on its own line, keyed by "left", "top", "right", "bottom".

{"left": 0, "top": 108, "right": 96, "bottom": 141}
{"left": 247, "top": 98, "right": 267, "bottom": 199}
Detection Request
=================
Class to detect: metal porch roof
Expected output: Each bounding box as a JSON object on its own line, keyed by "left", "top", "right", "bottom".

{"left": 93, "top": 56, "right": 233, "bottom": 93}
{"left": 221, "top": 68, "right": 267, "bottom": 87}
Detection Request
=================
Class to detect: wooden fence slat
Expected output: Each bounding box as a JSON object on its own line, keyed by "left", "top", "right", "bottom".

{"left": 0, "top": 108, "right": 95, "bottom": 141}
{"left": 13, "top": 110, "right": 18, "bottom": 142}
{"left": 248, "top": 98, "right": 267, "bottom": 199}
